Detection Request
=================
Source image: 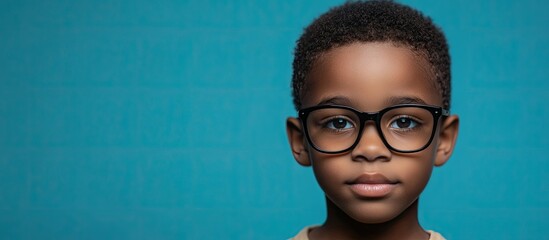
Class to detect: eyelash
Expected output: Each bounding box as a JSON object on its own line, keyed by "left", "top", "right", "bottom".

{"left": 320, "top": 116, "right": 356, "bottom": 131}
{"left": 388, "top": 115, "right": 422, "bottom": 131}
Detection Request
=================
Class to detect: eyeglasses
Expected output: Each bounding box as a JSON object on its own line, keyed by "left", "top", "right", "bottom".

{"left": 298, "top": 104, "right": 449, "bottom": 154}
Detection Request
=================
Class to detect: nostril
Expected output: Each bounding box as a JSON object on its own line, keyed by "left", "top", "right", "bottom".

{"left": 351, "top": 151, "right": 391, "bottom": 163}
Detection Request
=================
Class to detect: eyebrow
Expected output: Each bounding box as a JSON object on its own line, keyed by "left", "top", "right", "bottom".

{"left": 316, "top": 96, "right": 353, "bottom": 106}
{"left": 315, "top": 95, "right": 428, "bottom": 107}
{"left": 384, "top": 96, "right": 427, "bottom": 105}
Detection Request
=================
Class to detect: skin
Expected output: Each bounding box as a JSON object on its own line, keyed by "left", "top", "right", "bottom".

{"left": 287, "top": 42, "right": 459, "bottom": 240}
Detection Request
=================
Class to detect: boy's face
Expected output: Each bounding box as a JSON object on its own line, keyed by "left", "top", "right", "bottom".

{"left": 287, "top": 42, "right": 459, "bottom": 223}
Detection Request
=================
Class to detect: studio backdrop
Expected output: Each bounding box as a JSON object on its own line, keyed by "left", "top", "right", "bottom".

{"left": 0, "top": 0, "right": 547, "bottom": 239}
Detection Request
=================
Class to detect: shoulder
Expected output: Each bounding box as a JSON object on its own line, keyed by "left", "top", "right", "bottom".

{"left": 427, "top": 230, "right": 446, "bottom": 240}
{"left": 288, "top": 225, "right": 318, "bottom": 240}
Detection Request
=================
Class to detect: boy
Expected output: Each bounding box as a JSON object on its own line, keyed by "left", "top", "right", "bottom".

{"left": 286, "top": 1, "right": 459, "bottom": 240}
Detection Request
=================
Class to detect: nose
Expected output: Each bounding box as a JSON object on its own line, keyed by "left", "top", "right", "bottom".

{"left": 351, "top": 123, "right": 392, "bottom": 162}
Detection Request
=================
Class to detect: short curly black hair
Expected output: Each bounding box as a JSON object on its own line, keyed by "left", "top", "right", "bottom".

{"left": 292, "top": 0, "right": 451, "bottom": 111}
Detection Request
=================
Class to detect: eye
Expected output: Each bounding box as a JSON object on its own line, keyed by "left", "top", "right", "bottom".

{"left": 325, "top": 117, "right": 354, "bottom": 130}
{"left": 390, "top": 116, "right": 419, "bottom": 129}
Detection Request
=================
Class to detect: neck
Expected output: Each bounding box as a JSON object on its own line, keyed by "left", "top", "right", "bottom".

{"left": 309, "top": 197, "right": 429, "bottom": 240}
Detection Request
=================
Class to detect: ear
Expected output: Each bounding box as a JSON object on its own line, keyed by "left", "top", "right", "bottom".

{"left": 434, "top": 115, "right": 459, "bottom": 166}
{"left": 286, "top": 117, "right": 311, "bottom": 166}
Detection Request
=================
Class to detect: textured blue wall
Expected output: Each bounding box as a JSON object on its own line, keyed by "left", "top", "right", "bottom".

{"left": 0, "top": 0, "right": 547, "bottom": 239}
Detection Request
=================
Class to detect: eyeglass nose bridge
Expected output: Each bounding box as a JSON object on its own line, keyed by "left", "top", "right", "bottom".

{"left": 358, "top": 111, "right": 382, "bottom": 123}
{"left": 352, "top": 111, "right": 389, "bottom": 153}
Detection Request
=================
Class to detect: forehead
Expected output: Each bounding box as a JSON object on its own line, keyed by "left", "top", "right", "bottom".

{"left": 303, "top": 42, "right": 441, "bottom": 111}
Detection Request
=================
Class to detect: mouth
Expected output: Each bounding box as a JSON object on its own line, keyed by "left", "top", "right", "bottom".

{"left": 346, "top": 173, "right": 399, "bottom": 198}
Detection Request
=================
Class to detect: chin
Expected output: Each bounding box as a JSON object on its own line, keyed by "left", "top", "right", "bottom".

{"left": 344, "top": 202, "right": 406, "bottom": 224}
{"left": 348, "top": 211, "right": 397, "bottom": 224}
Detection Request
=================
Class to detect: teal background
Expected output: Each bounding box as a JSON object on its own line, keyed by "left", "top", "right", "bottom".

{"left": 0, "top": 0, "right": 547, "bottom": 239}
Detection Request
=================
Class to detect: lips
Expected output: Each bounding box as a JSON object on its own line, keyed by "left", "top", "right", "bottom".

{"left": 346, "top": 173, "right": 399, "bottom": 198}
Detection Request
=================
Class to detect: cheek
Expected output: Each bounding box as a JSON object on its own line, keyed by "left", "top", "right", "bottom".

{"left": 395, "top": 148, "right": 437, "bottom": 196}
{"left": 309, "top": 153, "right": 349, "bottom": 194}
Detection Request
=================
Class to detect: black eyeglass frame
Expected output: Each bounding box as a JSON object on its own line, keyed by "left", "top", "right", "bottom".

{"left": 298, "top": 104, "right": 450, "bottom": 154}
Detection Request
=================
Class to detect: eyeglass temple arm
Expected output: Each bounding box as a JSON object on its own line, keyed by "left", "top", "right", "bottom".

{"left": 441, "top": 108, "right": 450, "bottom": 116}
